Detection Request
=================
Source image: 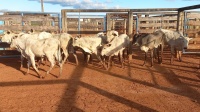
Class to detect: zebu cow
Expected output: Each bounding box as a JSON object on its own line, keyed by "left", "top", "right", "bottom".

{"left": 1, "top": 30, "right": 16, "bottom": 43}
{"left": 10, "top": 33, "right": 63, "bottom": 78}
{"left": 2, "top": 31, "right": 27, "bottom": 68}
{"left": 52, "top": 33, "right": 78, "bottom": 65}
{"left": 72, "top": 35, "right": 107, "bottom": 69}
{"left": 133, "top": 31, "right": 165, "bottom": 67}
{"left": 101, "top": 34, "right": 130, "bottom": 69}
{"left": 106, "top": 30, "right": 119, "bottom": 43}
{"left": 156, "top": 29, "right": 193, "bottom": 63}
{"left": 11, "top": 31, "right": 53, "bottom": 68}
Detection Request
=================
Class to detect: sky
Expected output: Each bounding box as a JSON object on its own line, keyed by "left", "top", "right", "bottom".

{"left": 0, "top": 0, "right": 200, "bottom": 13}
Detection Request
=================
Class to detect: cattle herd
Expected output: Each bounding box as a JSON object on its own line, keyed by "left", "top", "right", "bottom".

{"left": 0, "top": 29, "right": 193, "bottom": 79}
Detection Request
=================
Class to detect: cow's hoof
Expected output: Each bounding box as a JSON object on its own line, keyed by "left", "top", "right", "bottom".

{"left": 40, "top": 75, "right": 44, "bottom": 79}
{"left": 57, "top": 76, "right": 61, "bottom": 78}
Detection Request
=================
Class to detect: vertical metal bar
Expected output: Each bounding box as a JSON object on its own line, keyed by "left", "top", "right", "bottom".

{"left": 183, "top": 11, "right": 187, "bottom": 36}
{"left": 41, "top": 0, "right": 44, "bottom": 12}
{"left": 103, "top": 16, "right": 106, "bottom": 31}
{"left": 78, "top": 9, "right": 80, "bottom": 35}
{"left": 136, "top": 14, "right": 138, "bottom": 33}
{"left": 21, "top": 12, "right": 24, "bottom": 32}
{"left": 161, "top": 14, "right": 163, "bottom": 29}
{"left": 58, "top": 13, "right": 62, "bottom": 33}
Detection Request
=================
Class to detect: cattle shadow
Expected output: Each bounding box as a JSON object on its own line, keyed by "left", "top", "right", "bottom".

{"left": 1, "top": 47, "right": 199, "bottom": 111}
{"left": 0, "top": 64, "right": 158, "bottom": 112}
{"left": 85, "top": 63, "right": 200, "bottom": 104}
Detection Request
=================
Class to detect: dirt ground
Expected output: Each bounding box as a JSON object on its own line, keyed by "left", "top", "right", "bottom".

{"left": 0, "top": 47, "right": 200, "bottom": 112}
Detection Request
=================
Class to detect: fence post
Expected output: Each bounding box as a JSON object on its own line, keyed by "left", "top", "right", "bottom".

{"left": 128, "top": 10, "right": 133, "bottom": 61}
{"left": 177, "top": 10, "right": 184, "bottom": 33}
{"left": 61, "top": 10, "right": 67, "bottom": 32}
{"left": 124, "top": 19, "right": 126, "bottom": 34}
{"left": 106, "top": 13, "right": 111, "bottom": 31}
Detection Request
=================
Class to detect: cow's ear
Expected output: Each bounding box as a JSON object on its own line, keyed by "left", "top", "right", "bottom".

{"left": 4, "top": 30, "right": 10, "bottom": 34}
{"left": 107, "top": 43, "right": 112, "bottom": 47}
{"left": 7, "top": 30, "right": 12, "bottom": 34}
{"left": 30, "top": 29, "right": 34, "bottom": 33}
{"left": 189, "top": 37, "right": 193, "bottom": 41}
{"left": 77, "top": 35, "right": 81, "bottom": 38}
{"left": 112, "top": 33, "right": 117, "bottom": 36}
{"left": 13, "top": 35, "right": 18, "bottom": 39}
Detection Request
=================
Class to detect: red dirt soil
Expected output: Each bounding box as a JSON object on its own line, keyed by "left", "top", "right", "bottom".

{"left": 0, "top": 47, "right": 200, "bottom": 112}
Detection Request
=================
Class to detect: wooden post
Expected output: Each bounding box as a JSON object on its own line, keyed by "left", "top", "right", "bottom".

{"left": 106, "top": 13, "right": 111, "bottom": 31}
{"left": 61, "top": 10, "right": 67, "bottom": 32}
{"left": 41, "top": 0, "right": 44, "bottom": 12}
{"left": 123, "top": 19, "right": 126, "bottom": 34}
{"left": 177, "top": 11, "right": 184, "bottom": 33}
{"left": 112, "top": 19, "right": 115, "bottom": 30}
{"left": 128, "top": 11, "right": 133, "bottom": 61}
{"left": 145, "top": 14, "right": 149, "bottom": 30}
{"left": 136, "top": 14, "right": 141, "bottom": 33}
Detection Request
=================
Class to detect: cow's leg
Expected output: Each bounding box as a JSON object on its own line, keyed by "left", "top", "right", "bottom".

{"left": 71, "top": 48, "right": 79, "bottom": 65}
{"left": 170, "top": 47, "right": 175, "bottom": 64}
{"left": 44, "top": 56, "right": 55, "bottom": 78}
{"left": 122, "top": 49, "right": 126, "bottom": 60}
{"left": 150, "top": 49, "right": 154, "bottom": 67}
{"left": 30, "top": 56, "right": 42, "bottom": 78}
{"left": 20, "top": 55, "right": 24, "bottom": 68}
{"left": 119, "top": 53, "right": 124, "bottom": 68}
{"left": 86, "top": 54, "right": 91, "bottom": 64}
{"left": 96, "top": 52, "right": 107, "bottom": 70}
{"left": 157, "top": 47, "right": 160, "bottom": 63}
{"left": 154, "top": 48, "right": 158, "bottom": 60}
{"left": 107, "top": 56, "right": 112, "bottom": 69}
{"left": 142, "top": 52, "right": 147, "bottom": 66}
{"left": 36, "top": 57, "right": 43, "bottom": 68}
{"left": 159, "top": 44, "right": 163, "bottom": 64}
{"left": 62, "top": 48, "right": 69, "bottom": 64}
{"left": 26, "top": 59, "right": 31, "bottom": 75}
{"left": 56, "top": 48, "right": 63, "bottom": 78}
{"left": 178, "top": 50, "right": 182, "bottom": 62}
{"left": 73, "top": 53, "right": 79, "bottom": 65}
{"left": 58, "top": 61, "right": 63, "bottom": 78}
{"left": 83, "top": 52, "right": 87, "bottom": 62}
{"left": 110, "top": 56, "right": 115, "bottom": 66}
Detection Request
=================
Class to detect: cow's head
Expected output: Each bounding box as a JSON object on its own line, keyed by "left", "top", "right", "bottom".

{"left": 181, "top": 36, "right": 193, "bottom": 49}
{"left": 97, "top": 32, "right": 106, "bottom": 37}
{"left": 72, "top": 35, "right": 82, "bottom": 47}
{"left": 101, "top": 43, "right": 112, "bottom": 56}
{"left": 10, "top": 34, "right": 20, "bottom": 49}
{"left": 106, "top": 30, "right": 118, "bottom": 43}
{"left": 132, "top": 33, "right": 141, "bottom": 46}
{"left": 1, "top": 30, "right": 15, "bottom": 43}
{"left": 132, "top": 33, "right": 148, "bottom": 46}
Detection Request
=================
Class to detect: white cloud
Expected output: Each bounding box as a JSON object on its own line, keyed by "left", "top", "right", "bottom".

{"left": 29, "top": 0, "right": 117, "bottom": 9}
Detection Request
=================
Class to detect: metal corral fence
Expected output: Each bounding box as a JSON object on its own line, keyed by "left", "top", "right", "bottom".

{"left": 0, "top": 11, "right": 61, "bottom": 32}
{"left": 0, "top": 11, "right": 61, "bottom": 57}
{"left": 0, "top": 4, "right": 200, "bottom": 57}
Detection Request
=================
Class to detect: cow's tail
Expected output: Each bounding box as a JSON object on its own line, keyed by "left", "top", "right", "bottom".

{"left": 57, "top": 40, "right": 63, "bottom": 78}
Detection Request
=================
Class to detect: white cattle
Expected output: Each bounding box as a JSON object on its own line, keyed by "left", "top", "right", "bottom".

{"left": 157, "top": 29, "right": 193, "bottom": 63}
{"left": 106, "top": 30, "right": 119, "bottom": 43}
{"left": 101, "top": 34, "right": 130, "bottom": 68}
{"left": 28, "top": 31, "right": 53, "bottom": 39}
{"left": 1, "top": 31, "right": 17, "bottom": 43}
{"left": 10, "top": 33, "right": 63, "bottom": 78}
{"left": 72, "top": 35, "right": 107, "bottom": 69}
{"left": 52, "top": 33, "right": 78, "bottom": 65}
{"left": 13, "top": 31, "right": 52, "bottom": 68}
{"left": 132, "top": 32, "right": 165, "bottom": 67}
